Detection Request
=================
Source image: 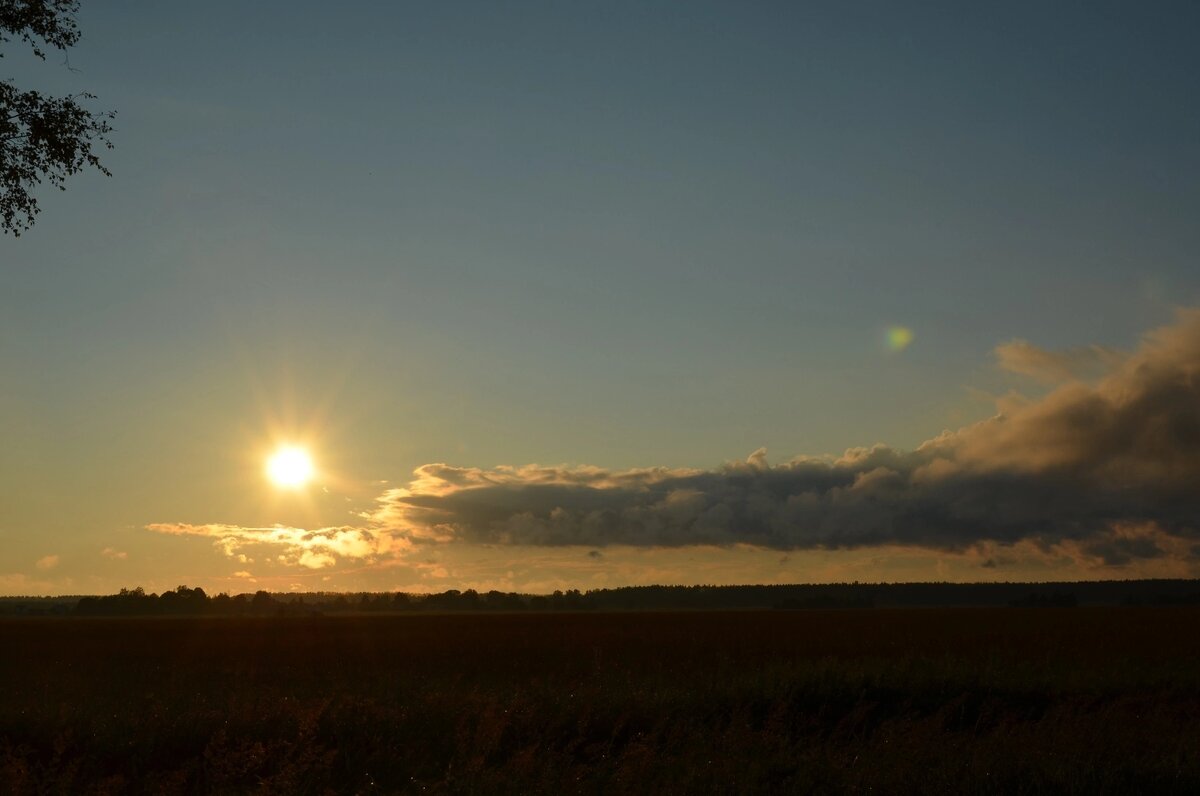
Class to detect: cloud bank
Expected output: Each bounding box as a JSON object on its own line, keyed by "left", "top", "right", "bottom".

{"left": 370, "top": 309, "right": 1200, "bottom": 561}
{"left": 150, "top": 309, "right": 1200, "bottom": 570}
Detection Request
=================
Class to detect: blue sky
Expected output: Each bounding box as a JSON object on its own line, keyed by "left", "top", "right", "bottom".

{"left": 2, "top": 2, "right": 1199, "bottom": 594}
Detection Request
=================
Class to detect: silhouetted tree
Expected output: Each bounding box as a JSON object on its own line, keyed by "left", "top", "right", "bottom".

{"left": 1, "top": 1, "right": 114, "bottom": 235}
{"left": 251, "top": 590, "right": 276, "bottom": 614}
{"left": 211, "top": 592, "right": 232, "bottom": 613}
{"left": 484, "top": 590, "right": 525, "bottom": 611}
{"left": 425, "top": 589, "right": 462, "bottom": 611}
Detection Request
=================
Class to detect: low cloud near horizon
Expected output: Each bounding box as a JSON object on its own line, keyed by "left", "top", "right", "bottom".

{"left": 149, "top": 309, "right": 1200, "bottom": 575}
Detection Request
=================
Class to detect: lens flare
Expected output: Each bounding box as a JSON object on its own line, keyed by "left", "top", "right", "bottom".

{"left": 886, "top": 326, "right": 915, "bottom": 352}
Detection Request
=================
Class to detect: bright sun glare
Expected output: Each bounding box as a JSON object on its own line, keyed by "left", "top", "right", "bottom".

{"left": 266, "top": 446, "right": 314, "bottom": 488}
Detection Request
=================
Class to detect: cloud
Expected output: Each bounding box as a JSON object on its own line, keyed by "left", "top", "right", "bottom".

{"left": 145, "top": 523, "right": 400, "bottom": 569}
{"left": 101, "top": 547, "right": 127, "bottom": 560}
{"left": 994, "top": 339, "right": 1124, "bottom": 383}
{"left": 364, "top": 309, "right": 1200, "bottom": 562}
{"left": 298, "top": 550, "right": 336, "bottom": 569}
{"left": 35, "top": 555, "right": 59, "bottom": 571}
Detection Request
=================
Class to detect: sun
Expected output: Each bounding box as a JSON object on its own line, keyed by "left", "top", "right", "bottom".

{"left": 266, "top": 446, "right": 315, "bottom": 489}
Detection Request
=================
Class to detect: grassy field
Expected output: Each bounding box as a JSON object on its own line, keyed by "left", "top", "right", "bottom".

{"left": 2, "top": 608, "right": 1199, "bottom": 794}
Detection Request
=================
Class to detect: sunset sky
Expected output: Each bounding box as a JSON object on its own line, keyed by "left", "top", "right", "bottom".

{"left": 3, "top": 2, "right": 1199, "bottom": 595}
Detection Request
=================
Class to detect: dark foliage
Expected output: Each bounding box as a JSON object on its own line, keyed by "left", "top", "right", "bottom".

{"left": 2, "top": 609, "right": 1199, "bottom": 793}
{"left": 1009, "top": 590, "right": 1079, "bottom": 608}
{"left": 12, "top": 578, "right": 1193, "bottom": 617}
{"left": 1, "top": 0, "right": 113, "bottom": 236}
{"left": 73, "top": 586, "right": 319, "bottom": 618}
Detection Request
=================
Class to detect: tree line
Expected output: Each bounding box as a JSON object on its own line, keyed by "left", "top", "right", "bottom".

{"left": 0, "top": 579, "right": 1183, "bottom": 617}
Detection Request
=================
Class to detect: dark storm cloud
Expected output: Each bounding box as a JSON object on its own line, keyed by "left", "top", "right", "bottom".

{"left": 370, "top": 310, "right": 1200, "bottom": 559}
{"left": 1080, "top": 535, "right": 1165, "bottom": 567}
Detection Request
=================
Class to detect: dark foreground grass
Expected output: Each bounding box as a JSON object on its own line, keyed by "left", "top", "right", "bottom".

{"left": 2, "top": 608, "right": 1199, "bottom": 794}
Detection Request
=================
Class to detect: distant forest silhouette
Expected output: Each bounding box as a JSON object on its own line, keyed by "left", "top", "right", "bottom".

{"left": 3, "top": 580, "right": 1200, "bottom": 617}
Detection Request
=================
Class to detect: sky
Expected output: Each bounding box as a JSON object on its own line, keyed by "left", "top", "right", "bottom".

{"left": 2, "top": 1, "right": 1199, "bottom": 595}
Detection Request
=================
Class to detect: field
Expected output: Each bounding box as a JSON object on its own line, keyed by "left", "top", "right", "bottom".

{"left": 2, "top": 608, "right": 1199, "bottom": 794}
